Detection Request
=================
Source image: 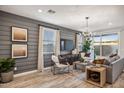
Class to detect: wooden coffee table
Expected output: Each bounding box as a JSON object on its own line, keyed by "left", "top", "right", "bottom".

{"left": 86, "top": 66, "right": 106, "bottom": 87}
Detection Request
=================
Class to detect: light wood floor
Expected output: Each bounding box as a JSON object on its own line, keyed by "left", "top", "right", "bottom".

{"left": 0, "top": 69, "right": 124, "bottom": 88}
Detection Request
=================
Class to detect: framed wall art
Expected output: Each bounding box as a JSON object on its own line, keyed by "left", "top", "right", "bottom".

{"left": 12, "top": 44, "right": 28, "bottom": 58}
{"left": 12, "top": 26, "right": 28, "bottom": 42}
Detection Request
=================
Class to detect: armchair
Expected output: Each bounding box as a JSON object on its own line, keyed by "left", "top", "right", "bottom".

{"left": 51, "top": 55, "right": 70, "bottom": 75}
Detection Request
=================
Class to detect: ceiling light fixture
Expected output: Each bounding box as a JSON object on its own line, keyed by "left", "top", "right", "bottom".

{"left": 38, "top": 9, "right": 43, "bottom": 13}
{"left": 108, "top": 22, "right": 113, "bottom": 26}
{"left": 83, "top": 17, "right": 92, "bottom": 37}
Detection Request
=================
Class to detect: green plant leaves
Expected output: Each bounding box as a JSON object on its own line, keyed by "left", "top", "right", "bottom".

{"left": 0, "top": 58, "right": 15, "bottom": 72}
{"left": 82, "top": 39, "right": 92, "bottom": 53}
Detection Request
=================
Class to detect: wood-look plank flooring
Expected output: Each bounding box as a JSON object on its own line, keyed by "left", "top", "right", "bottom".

{"left": 0, "top": 69, "right": 124, "bottom": 88}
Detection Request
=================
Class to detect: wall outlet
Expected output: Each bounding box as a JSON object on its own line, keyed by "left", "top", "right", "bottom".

{"left": 14, "top": 67, "right": 17, "bottom": 71}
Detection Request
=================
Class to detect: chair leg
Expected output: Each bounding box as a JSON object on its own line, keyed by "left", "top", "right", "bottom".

{"left": 51, "top": 66, "right": 53, "bottom": 72}
{"left": 68, "top": 66, "right": 70, "bottom": 73}
{"left": 53, "top": 67, "right": 56, "bottom": 75}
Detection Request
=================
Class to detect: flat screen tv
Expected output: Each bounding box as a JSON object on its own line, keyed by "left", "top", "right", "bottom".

{"left": 60, "top": 39, "right": 74, "bottom": 51}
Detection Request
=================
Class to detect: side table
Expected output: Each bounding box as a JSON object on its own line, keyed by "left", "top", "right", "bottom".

{"left": 86, "top": 66, "right": 106, "bottom": 87}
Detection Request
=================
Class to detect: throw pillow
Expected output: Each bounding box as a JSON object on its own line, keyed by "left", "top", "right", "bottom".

{"left": 109, "top": 53, "right": 117, "bottom": 58}
{"left": 85, "top": 53, "right": 91, "bottom": 57}
{"left": 114, "top": 55, "right": 120, "bottom": 60}
{"left": 109, "top": 56, "right": 116, "bottom": 63}
{"left": 104, "top": 57, "right": 110, "bottom": 65}
{"left": 104, "top": 55, "right": 120, "bottom": 65}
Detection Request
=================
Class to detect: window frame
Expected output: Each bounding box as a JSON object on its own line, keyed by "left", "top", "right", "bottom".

{"left": 93, "top": 32, "right": 119, "bottom": 57}
{"left": 77, "top": 33, "right": 83, "bottom": 52}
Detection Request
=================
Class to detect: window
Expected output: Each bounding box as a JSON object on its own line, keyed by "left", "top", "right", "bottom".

{"left": 93, "top": 33, "right": 119, "bottom": 57}
{"left": 43, "top": 28, "right": 57, "bottom": 68}
{"left": 94, "top": 35, "right": 101, "bottom": 56}
{"left": 77, "top": 33, "right": 83, "bottom": 51}
{"left": 101, "top": 34, "right": 119, "bottom": 56}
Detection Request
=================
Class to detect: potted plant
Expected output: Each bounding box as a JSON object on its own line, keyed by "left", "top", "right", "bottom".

{"left": 0, "top": 58, "right": 15, "bottom": 83}
{"left": 82, "top": 38, "right": 92, "bottom": 53}
{"left": 82, "top": 38, "right": 92, "bottom": 56}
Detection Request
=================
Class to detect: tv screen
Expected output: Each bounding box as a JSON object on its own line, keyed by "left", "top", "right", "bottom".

{"left": 60, "top": 39, "right": 74, "bottom": 51}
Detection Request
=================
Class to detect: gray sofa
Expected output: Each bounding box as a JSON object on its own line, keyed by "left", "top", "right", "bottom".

{"left": 103, "top": 57, "right": 124, "bottom": 84}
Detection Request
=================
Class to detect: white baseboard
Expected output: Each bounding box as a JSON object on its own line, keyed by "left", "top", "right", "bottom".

{"left": 14, "top": 70, "right": 38, "bottom": 78}
{"left": 43, "top": 67, "right": 51, "bottom": 70}
{"left": 14, "top": 67, "right": 51, "bottom": 78}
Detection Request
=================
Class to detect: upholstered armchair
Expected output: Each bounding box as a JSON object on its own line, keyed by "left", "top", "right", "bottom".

{"left": 51, "top": 55, "right": 70, "bottom": 75}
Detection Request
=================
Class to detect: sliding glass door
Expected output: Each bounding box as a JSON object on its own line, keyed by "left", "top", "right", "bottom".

{"left": 101, "top": 34, "right": 119, "bottom": 56}
{"left": 94, "top": 35, "right": 101, "bottom": 56}
{"left": 43, "top": 28, "right": 57, "bottom": 68}
{"left": 93, "top": 33, "right": 119, "bottom": 57}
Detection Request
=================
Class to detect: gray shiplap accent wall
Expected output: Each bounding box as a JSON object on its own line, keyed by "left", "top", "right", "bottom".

{"left": 61, "top": 30, "right": 75, "bottom": 40}
{"left": 60, "top": 30, "right": 76, "bottom": 47}
{"left": 0, "top": 11, "right": 79, "bottom": 74}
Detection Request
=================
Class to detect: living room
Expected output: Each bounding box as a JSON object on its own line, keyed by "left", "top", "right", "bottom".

{"left": 0, "top": 3, "right": 124, "bottom": 90}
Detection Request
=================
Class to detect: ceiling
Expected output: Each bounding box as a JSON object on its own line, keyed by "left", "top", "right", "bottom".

{"left": 0, "top": 5, "right": 124, "bottom": 32}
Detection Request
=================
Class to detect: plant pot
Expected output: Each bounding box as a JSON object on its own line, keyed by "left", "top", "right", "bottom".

{"left": 1, "top": 71, "right": 14, "bottom": 83}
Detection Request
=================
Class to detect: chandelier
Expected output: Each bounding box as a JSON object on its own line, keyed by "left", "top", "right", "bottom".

{"left": 83, "top": 17, "right": 92, "bottom": 37}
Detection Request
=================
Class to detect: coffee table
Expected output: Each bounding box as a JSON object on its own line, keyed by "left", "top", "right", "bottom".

{"left": 73, "top": 61, "right": 90, "bottom": 72}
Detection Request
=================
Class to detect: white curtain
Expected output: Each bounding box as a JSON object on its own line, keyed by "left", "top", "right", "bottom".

{"left": 38, "top": 26, "right": 60, "bottom": 71}
{"left": 76, "top": 33, "right": 81, "bottom": 52}
{"left": 76, "top": 33, "right": 84, "bottom": 52}
{"left": 76, "top": 33, "right": 79, "bottom": 50}
{"left": 55, "top": 30, "right": 60, "bottom": 56}
{"left": 37, "top": 26, "right": 44, "bottom": 72}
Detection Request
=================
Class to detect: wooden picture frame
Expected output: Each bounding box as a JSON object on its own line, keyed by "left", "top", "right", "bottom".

{"left": 12, "top": 26, "right": 28, "bottom": 42}
{"left": 12, "top": 44, "right": 28, "bottom": 58}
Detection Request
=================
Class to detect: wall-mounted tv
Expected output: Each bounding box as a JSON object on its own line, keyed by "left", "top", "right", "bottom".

{"left": 60, "top": 39, "right": 74, "bottom": 51}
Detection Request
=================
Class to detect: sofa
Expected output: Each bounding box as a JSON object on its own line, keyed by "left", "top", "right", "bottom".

{"left": 58, "top": 54, "right": 80, "bottom": 65}
{"left": 103, "top": 57, "right": 124, "bottom": 84}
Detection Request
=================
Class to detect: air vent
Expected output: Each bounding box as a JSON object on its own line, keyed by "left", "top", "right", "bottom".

{"left": 48, "top": 9, "right": 56, "bottom": 14}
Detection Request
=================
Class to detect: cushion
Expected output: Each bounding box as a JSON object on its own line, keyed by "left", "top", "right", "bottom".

{"left": 85, "top": 53, "right": 91, "bottom": 57}
{"left": 109, "top": 57, "right": 116, "bottom": 62}
{"left": 104, "top": 57, "right": 110, "bottom": 65}
{"left": 52, "top": 55, "right": 59, "bottom": 63}
{"left": 114, "top": 55, "right": 120, "bottom": 60}
{"left": 104, "top": 55, "right": 120, "bottom": 65}
{"left": 81, "top": 52, "right": 85, "bottom": 58}
{"left": 109, "top": 55, "right": 120, "bottom": 62}
{"left": 109, "top": 53, "right": 117, "bottom": 58}
{"left": 72, "top": 49, "right": 79, "bottom": 54}
{"left": 55, "top": 64, "right": 68, "bottom": 68}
